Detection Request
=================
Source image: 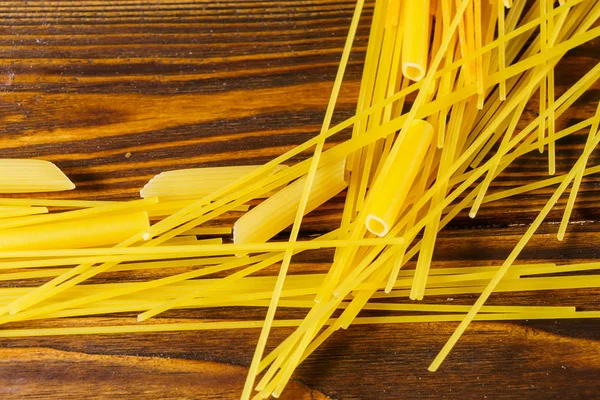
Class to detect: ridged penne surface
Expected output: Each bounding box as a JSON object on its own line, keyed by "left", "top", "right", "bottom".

{"left": 0, "top": 211, "right": 149, "bottom": 251}
{"left": 233, "top": 160, "right": 347, "bottom": 245}
{"left": 0, "top": 159, "right": 74, "bottom": 193}
{"left": 140, "top": 165, "right": 287, "bottom": 200}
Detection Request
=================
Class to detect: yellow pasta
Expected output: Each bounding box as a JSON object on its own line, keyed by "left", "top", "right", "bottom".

{"left": 365, "top": 120, "right": 434, "bottom": 237}
{"left": 349, "top": 0, "right": 387, "bottom": 213}
{"left": 0, "top": 159, "right": 74, "bottom": 193}
{"left": 557, "top": 101, "right": 600, "bottom": 240}
{"left": 253, "top": 4, "right": 600, "bottom": 395}
{"left": 0, "top": 236, "right": 406, "bottom": 260}
{"left": 429, "top": 115, "right": 600, "bottom": 372}
{"left": 497, "top": 0, "right": 507, "bottom": 99}
{"left": 539, "top": 0, "right": 548, "bottom": 154}
{"left": 161, "top": 236, "right": 207, "bottom": 246}
{"left": 141, "top": 165, "right": 287, "bottom": 200}
{"left": 401, "top": 0, "right": 431, "bottom": 81}
{"left": 546, "top": 0, "right": 556, "bottom": 175}
{"left": 474, "top": 0, "right": 484, "bottom": 107}
{"left": 144, "top": 199, "right": 248, "bottom": 218}
{"left": 5, "top": 310, "right": 600, "bottom": 339}
{"left": 0, "top": 206, "right": 48, "bottom": 219}
{"left": 0, "top": 260, "right": 591, "bottom": 304}
{"left": 180, "top": 226, "right": 232, "bottom": 236}
{"left": 0, "top": 198, "right": 119, "bottom": 208}
{"left": 241, "top": 1, "right": 368, "bottom": 395}
{"left": 0, "top": 197, "right": 157, "bottom": 231}
{"left": 0, "top": 211, "right": 149, "bottom": 251}
{"left": 233, "top": 160, "right": 348, "bottom": 245}
{"left": 32, "top": 301, "right": 576, "bottom": 321}
{"left": 0, "top": 2, "right": 598, "bottom": 398}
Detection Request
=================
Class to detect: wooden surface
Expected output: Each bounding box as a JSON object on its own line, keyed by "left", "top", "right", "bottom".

{"left": 1, "top": 1, "right": 600, "bottom": 399}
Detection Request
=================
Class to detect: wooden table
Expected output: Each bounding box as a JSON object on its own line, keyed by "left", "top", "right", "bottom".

{"left": 1, "top": 1, "right": 599, "bottom": 399}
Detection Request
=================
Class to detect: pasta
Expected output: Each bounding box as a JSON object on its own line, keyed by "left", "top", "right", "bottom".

{"left": 401, "top": 0, "right": 431, "bottom": 81}
{"left": 0, "top": 206, "right": 48, "bottom": 219}
{"left": 0, "top": 211, "right": 149, "bottom": 251}
{"left": 0, "top": 1, "right": 598, "bottom": 398}
{"left": 141, "top": 165, "right": 288, "bottom": 200}
{"left": 0, "top": 159, "right": 74, "bottom": 193}
{"left": 181, "top": 227, "right": 232, "bottom": 236}
{"left": 365, "top": 120, "right": 434, "bottom": 237}
{"left": 233, "top": 160, "right": 348, "bottom": 245}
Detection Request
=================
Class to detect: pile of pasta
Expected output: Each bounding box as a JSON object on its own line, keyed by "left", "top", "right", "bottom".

{"left": 1, "top": 0, "right": 599, "bottom": 398}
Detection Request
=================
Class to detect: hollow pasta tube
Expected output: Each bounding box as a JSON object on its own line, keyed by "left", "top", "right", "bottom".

{"left": 233, "top": 160, "right": 347, "bottom": 245}
{"left": 401, "top": 0, "right": 431, "bottom": 81}
{"left": 0, "top": 211, "right": 149, "bottom": 251}
{"left": 0, "top": 159, "right": 75, "bottom": 193}
{"left": 365, "top": 120, "right": 434, "bottom": 237}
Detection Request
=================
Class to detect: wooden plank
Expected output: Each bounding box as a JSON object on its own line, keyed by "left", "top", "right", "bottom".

{"left": 0, "top": 347, "right": 327, "bottom": 400}
{"left": 0, "top": 1, "right": 599, "bottom": 399}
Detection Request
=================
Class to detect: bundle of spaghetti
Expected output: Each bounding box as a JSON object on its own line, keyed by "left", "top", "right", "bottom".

{"left": 7, "top": 310, "right": 600, "bottom": 339}
{"left": 134, "top": 14, "right": 596, "bottom": 250}
{"left": 0, "top": 232, "right": 407, "bottom": 318}
{"left": 0, "top": 159, "right": 74, "bottom": 193}
{"left": 2, "top": 25, "right": 596, "bottom": 396}
{"left": 0, "top": 261, "right": 568, "bottom": 291}
{"left": 1, "top": 258, "right": 599, "bottom": 327}
{"left": 0, "top": 1, "right": 597, "bottom": 399}
{"left": 3, "top": 133, "right": 596, "bottom": 279}
{"left": 242, "top": 1, "right": 600, "bottom": 397}
{"left": 415, "top": 0, "right": 595, "bottom": 297}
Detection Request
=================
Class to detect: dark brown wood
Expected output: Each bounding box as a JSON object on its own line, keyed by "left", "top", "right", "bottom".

{"left": 0, "top": 347, "right": 327, "bottom": 400}
{"left": 0, "top": 1, "right": 600, "bottom": 399}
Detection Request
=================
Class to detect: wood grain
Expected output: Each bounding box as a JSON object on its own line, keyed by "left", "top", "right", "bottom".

{"left": 0, "top": 347, "right": 328, "bottom": 400}
{"left": 0, "top": 1, "right": 599, "bottom": 399}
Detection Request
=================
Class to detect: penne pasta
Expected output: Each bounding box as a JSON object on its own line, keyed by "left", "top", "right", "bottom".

{"left": 0, "top": 159, "right": 75, "bottom": 193}
{"left": 0, "top": 211, "right": 149, "bottom": 251}
{"left": 365, "top": 120, "right": 434, "bottom": 237}
{"left": 233, "top": 160, "right": 348, "bottom": 245}
{"left": 401, "top": 0, "right": 431, "bottom": 81}
{"left": 141, "top": 165, "right": 288, "bottom": 200}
